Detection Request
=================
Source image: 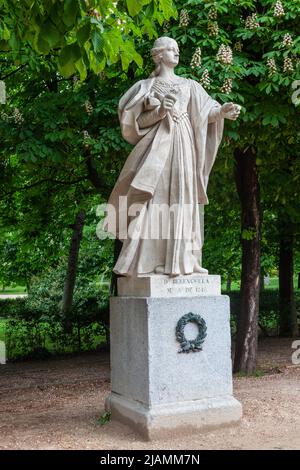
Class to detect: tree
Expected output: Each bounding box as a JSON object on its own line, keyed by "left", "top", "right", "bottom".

{"left": 61, "top": 209, "right": 85, "bottom": 332}
{"left": 234, "top": 146, "right": 261, "bottom": 373}
{"left": 0, "top": 0, "right": 176, "bottom": 79}
{"left": 162, "top": 0, "right": 299, "bottom": 372}
{"left": 0, "top": 1, "right": 178, "bottom": 332}
{"left": 1, "top": 0, "right": 299, "bottom": 368}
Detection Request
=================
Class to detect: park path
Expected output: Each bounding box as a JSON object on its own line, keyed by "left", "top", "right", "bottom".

{"left": 0, "top": 338, "right": 299, "bottom": 450}
{"left": 0, "top": 294, "right": 27, "bottom": 299}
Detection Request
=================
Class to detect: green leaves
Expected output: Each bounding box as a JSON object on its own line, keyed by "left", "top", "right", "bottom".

{"left": 34, "top": 32, "right": 51, "bottom": 55}
{"left": 241, "top": 228, "right": 257, "bottom": 241}
{"left": 0, "top": 21, "right": 10, "bottom": 40}
{"left": 63, "top": 0, "right": 80, "bottom": 27}
{"left": 157, "top": 0, "right": 177, "bottom": 19}
{"left": 0, "top": 0, "right": 177, "bottom": 79}
{"left": 119, "top": 39, "right": 143, "bottom": 70}
{"left": 58, "top": 43, "right": 81, "bottom": 77}
{"left": 33, "top": 18, "right": 61, "bottom": 54}
{"left": 126, "top": 0, "right": 151, "bottom": 17}
{"left": 42, "top": 20, "right": 61, "bottom": 48}
{"left": 91, "top": 28, "right": 104, "bottom": 53}
{"left": 77, "top": 22, "right": 91, "bottom": 45}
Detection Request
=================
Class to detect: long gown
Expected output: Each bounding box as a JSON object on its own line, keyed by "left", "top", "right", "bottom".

{"left": 105, "top": 76, "right": 224, "bottom": 277}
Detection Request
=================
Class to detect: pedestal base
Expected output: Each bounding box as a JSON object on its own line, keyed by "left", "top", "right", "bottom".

{"left": 107, "top": 290, "right": 242, "bottom": 440}
{"left": 106, "top": 393, "right": 242, "bottom": 440}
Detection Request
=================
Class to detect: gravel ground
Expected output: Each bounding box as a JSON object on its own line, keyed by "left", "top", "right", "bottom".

{"left": 0, "top": 338, "right": 299, "bottom": 450}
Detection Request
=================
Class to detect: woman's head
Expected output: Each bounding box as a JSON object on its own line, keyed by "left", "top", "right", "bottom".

{"left": 150, "top": 37, "right": 180, "bottom": 76}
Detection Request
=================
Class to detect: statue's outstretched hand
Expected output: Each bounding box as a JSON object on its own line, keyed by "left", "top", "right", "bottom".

{"left": 221, "top": 102, "right": 241, "bottom": 121}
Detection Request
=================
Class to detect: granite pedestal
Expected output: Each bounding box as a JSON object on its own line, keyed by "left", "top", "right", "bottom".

{"left": 105, "top": 275, "right": 242, "bottom": 440}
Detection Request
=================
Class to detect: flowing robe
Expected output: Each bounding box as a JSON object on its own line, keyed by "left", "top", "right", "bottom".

{"left": 104, "top": 77, "right": 224, "bottom": 276}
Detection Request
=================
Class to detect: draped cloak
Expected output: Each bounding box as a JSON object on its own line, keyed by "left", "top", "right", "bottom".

{"left": 103, "top": 77, "right": 224, "bottom": 275}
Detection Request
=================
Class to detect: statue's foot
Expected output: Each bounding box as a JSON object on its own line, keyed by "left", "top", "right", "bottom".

{"left": 194, "top": 261, "right": 208, "bottom": 274}
{"left": 153, "top": 266, "right": 180, "bottom": 277}
{"left": 154, "top": 265, "right": 165, "bottom": 274}
{"left": 153, "top": 264, "right": 208, "bottom": 275}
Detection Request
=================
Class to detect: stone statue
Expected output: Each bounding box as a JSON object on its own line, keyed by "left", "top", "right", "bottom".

{"left": 104, "top": 36, "right": 241, "bottom": 277}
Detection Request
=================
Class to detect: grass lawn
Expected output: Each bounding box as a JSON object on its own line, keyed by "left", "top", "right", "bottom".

{"left": 0, "top": 285, "right": 27, "bottom": 294}
{"left": 222, "top": 276, "right": 300, "bottom": 292}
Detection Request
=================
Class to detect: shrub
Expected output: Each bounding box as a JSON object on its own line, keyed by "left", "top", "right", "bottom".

{"left": 0, "top": 265, "right": 110, "bottom": 360}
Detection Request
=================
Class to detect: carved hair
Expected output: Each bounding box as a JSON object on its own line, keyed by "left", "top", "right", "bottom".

{"left": 150, "top": 36, "right": 179, "bottom": 77}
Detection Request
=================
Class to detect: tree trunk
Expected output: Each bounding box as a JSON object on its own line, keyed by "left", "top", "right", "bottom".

{"left": 233, "top": 147, "right": 262, "bottom": 374}
{"left": 61, "top": 210, "right": 85, "bottom": 333}
{"left": 109, "top": 239, "right": 123, "bottom": 296}
{"left": 279, "top": 219, "right": 298, "bottom": 337}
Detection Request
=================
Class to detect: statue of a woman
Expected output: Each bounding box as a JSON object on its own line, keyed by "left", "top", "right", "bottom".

{"left": 105, "top": 36, "right": 240, "bottom": 277}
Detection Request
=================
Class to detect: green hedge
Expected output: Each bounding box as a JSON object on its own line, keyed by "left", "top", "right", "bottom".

{"left": 0, "top": 289, "right": 109, "bottom": 360}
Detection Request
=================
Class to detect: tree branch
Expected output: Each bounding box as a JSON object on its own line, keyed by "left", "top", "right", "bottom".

{"left": 1, "top": 177, "right": 86, "bottom": 196}
{"left": 83, "top": 148, "right": 111, "bottom": 197}
{"left": 0, "top": 64, "right": 27, "bottom": 81}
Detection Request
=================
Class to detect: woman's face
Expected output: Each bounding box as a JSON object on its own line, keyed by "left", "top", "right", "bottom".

{"left": 160, "top": 41, "right": 180, "bottom": 68}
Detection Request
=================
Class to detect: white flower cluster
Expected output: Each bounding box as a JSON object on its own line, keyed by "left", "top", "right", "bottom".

{"left": 208, "top": 21, "right": 219, "bottom": 37}
{"left": 234, "top": 42, "right": 243, "bottom": 53}
{"left": 208, "top": 6, "right": 217, "bottom": 20}
{"left": 245, "top": 13, "right": 260, "bottom": 30}
{"left": 217, "top": 45, "right": 233, "bottom": 65}
{"left": 73, "top": 75, "right": 80, "bottom": 89}
{"left": 281, "top": 33, "right": 293, "bottom": 48}
{"left": 13, "top": 108, "right": 24, "bottom": 125}
{"left": 200, "top": 69, "right": 211, "bottom": 89}
{"left": 163, "top": 21, "right": 170, "bottom": 32}
{"left": 283, "top": 57, "right": 294, "bottom": 73}
{"left": 267, "top": 58, "right": 277, "bottom": 76}
{"left": 88, "top": 9, "right": 101, "bottom": 19}
{"left": 221, "top": 78, "right": 233, "bottom": 94}
{"left": 0, "top": 81, "right": 6, "bottom": 104}
{"left": 274, "top": 1, "right": 285, "bottom": 17}
{"left": 190, "top": 47, "right": 202, "bottom": 68}
{"left": 83, "top": 130, "right": 90, "bottom": 147}
{"left": 179, "top": 9, "right": 190, "bottom": 27}
{"left": 0, "top": 111, "right": 9, "bottom": 122}
{"left": 1, "top": 108, "right": 24, "bottom": 124}
{"left": 84, "top": 100, "right": 93, "bottom": 115}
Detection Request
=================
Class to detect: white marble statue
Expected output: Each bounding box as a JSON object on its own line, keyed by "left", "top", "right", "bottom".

{"left": 105, "top": 36, "right": 241, "bottom": 277}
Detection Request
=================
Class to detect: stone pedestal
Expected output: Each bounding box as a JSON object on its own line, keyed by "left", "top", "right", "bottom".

{"left": 106, "top": 275, "right": 242, "bottom": 440}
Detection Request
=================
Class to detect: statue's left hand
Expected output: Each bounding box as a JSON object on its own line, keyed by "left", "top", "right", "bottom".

{"left": 221, "top": 102, "right": 241, "bottom": 121}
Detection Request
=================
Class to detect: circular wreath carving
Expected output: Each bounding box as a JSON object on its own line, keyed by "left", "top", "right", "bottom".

{"left": 175, "top": 312, "right": 207, "bottom": 353}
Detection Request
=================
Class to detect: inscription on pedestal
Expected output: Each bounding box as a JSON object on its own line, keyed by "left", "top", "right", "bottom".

{"left": 164, "top": 276, "right": 214, "bottom": 296}
{"left": 118, "top": 274, "right": 221, "bottom": 297}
